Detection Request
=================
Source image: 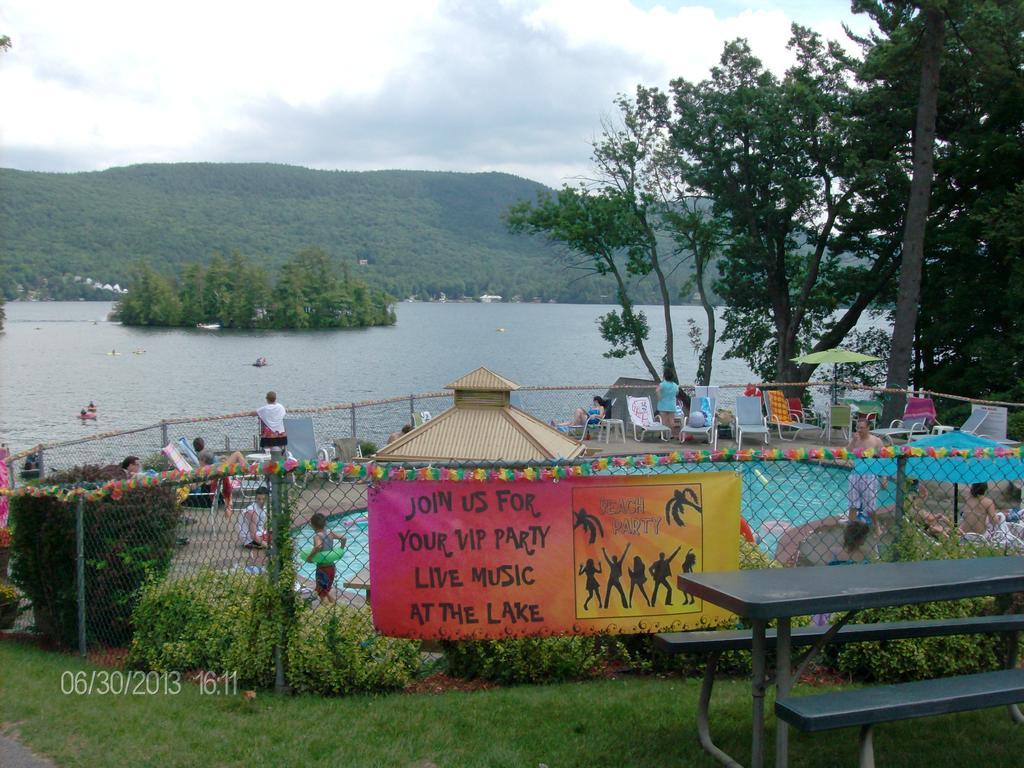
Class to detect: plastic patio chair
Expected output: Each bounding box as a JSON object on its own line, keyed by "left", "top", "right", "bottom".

{"left": 626, "top": 396, "right": 672, "bottom": 441}
{"left": 734, "top": 396, "right": 769, "bottom": 449}
{"left": 823, "top": 404, "right": 853, "bottom": 443}
{"left": 763, "top": 390, "right": 819, "bottom": 442}
{"left": 871, "top": 414, "right": 930, "bottom": 444}
{"left": 681, "top": 396, "right": 718, "bottom": 448}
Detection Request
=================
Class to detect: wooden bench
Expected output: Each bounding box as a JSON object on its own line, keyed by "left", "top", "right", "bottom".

{"left": 775, "top": 668, "right": 1024, "bottom": 767}
{"left": 654, "top": 614, "right": 1024, "bottom": 767}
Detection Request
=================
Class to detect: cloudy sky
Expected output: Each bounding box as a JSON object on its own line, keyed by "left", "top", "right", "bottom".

{"left": 0, "top": 0, "right": 869, "bottom": 187}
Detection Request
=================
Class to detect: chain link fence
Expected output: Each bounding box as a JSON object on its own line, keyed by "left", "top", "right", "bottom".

{"left": 2, "top": 383, "right": 1022, "bottom": 689}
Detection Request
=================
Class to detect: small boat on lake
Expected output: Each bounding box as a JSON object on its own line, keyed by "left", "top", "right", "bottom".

{"left": 197, "top": 323, "right": 221, "bottom": 330}
{"left": 253, "top": 357, "right": 269, "bottom": 367}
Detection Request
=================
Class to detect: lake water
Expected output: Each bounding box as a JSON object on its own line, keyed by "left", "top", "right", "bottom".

{"left": 0, "top": 301, "right": 884, "bottom": 452}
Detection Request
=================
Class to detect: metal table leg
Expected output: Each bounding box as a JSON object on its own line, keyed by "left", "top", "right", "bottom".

{"left": 775, "top": 617, "right": 792, "bottom": 768}
{"left": 696, "top": 651, "right": 743, "bottom": 767}
{"left": 751, "top": 619, "right": 767, "bottom": 768}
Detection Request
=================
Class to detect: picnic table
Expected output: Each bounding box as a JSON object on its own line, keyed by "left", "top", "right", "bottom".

{"left": 678, "top": 557, "right": 1024, "bottom": 768}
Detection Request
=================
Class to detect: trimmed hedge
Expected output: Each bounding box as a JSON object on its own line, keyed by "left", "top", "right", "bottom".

{"left": 10, "top": 465, "right": 180, "bottom": 648}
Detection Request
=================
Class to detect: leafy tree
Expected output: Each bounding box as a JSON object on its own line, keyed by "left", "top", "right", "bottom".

{"left": 669, "top": 30, "right": 900, "bottom": 384}
{"left": 661, "top": 199, "right": 726, "bottom": 386}
{"left": 851, "top": 0, "right": 1024, "bottom": 408}
{"left": 508, "top": 187, "right": 660, "bottom": 378}
{"left": 857, "top": 1, "right": 947, "bottom": 421}
{"left": 115, "top": 248, "right": 393, "bottom": 330}
{"left": 115, "top": 264, "right": 180, "bottom": 326}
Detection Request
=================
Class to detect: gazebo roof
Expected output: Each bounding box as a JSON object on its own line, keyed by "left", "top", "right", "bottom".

{"left": 446, "top": 367, "right": 519, "bottom": 392}
{"left": 374, "top": 367, "right": 584, "bottom": 462}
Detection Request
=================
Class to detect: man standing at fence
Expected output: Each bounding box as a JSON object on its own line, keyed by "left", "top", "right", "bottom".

{"left": 847, "top": 415, "right": 884, "bottom": 525}
{"left": 257, "top": 391, "right": 288, "bottom": 450}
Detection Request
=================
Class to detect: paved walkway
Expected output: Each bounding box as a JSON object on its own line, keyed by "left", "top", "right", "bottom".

{"left": 0, "top": 733, "right": 55, "bottom": 768}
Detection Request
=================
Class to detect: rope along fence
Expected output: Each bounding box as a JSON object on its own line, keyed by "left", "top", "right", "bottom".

{"left": 7, "top": 381, "right": 1021, "bottom": 480}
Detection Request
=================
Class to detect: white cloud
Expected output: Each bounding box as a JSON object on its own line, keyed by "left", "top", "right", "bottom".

{"left": 0, "top": 0, "right": 864, "bottom": 186}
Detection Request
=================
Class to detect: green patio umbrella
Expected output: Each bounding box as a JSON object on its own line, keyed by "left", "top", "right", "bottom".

{"left": 792, "top": 348, "right": 882, "bottom": 403}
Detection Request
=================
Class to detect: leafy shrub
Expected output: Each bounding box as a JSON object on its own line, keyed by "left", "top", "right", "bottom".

{"left": 128, "top": 569, "right": 280, "bottom": 687}
{"left": 827, "top": 598, "right": 1002, "bottom": 682}
{"left": 825, "top": 524, "right": 1009, "bottom": 682}
{"left": 359, "top": 441, "right": 378, "bottom": 458}
{"left": 10, "top": 465, "right": 180, "bottom": 648}
{"left": 442, "top": 634, "right": 605, "bottom": 685}
{"left": 131, "top": 570, "right": 419, "bottom": 693}
{"left": 286, "top": 605, "right": 421, "bottom": 695}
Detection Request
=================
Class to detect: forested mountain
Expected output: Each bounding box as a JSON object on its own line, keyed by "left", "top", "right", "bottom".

{"left": 0, "top": 163, "right": 700, "bottom": 303}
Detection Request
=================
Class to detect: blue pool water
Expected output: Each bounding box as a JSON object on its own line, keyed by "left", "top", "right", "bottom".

{"left": 736, "top": 462, "right": 895, "bottom": 554}
{"left": 293, "top": 511, "right": 370, "bottom": 588}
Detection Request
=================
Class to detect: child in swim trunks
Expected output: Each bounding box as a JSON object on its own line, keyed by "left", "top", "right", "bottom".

{"left": 306, "top": 512, "right": 347, "bottom": 603}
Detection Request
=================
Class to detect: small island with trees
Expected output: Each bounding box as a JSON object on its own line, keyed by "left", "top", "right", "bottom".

{"left": 115, "top": 246, "right": 396, "bottom": 330}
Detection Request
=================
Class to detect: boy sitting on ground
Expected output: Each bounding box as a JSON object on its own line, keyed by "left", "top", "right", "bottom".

{"left": 306, "top": 512, "right": 347, "bottom": 603}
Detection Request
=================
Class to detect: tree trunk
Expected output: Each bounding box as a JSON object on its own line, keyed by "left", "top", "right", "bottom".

{"left": 643, "top": 220, "right": 676, "bottom": 373}
{"left": 609, "top": 263, "right": 660, "bottom": 380}
{"left": 883, "top": 5, "right": 944, "bottom": 423}
{"left": 696, "top": 268, "right": 716, "bottom": 387}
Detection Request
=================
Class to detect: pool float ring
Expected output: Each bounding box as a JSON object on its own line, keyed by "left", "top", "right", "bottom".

{"left": 303, "top": 546, "right": 346, "bottom": 565}
{"left": 739, "top": 517, "right": 755, "bottom": 544}
{"left": 78, "top": 412, "right": 97, "bottom": 420}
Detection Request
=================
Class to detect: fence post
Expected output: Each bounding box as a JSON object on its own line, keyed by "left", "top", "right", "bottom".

{"left": 37, "top": 446, "right": 45, "bottom": 479}
{"left": 409, "top": 395, "right": 415, "bottom": 425}
{"left": 160, "top": 421, "right": 168, "bottom": 450}
{"left": 268, "top": 448, "right": 287, "bottom": 693}
{"left": 893, "top": 455, "right": 907, "bottom": 561}
{"left": 350, "top": 405, "right": 357, "bottom": 441}
{"left": 76, "top": 496, "right": 87, "bottom": 657}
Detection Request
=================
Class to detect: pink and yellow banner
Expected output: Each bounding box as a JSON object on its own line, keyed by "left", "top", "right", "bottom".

{"left": 368, "top": 473, "right": 740, "bottom": 639}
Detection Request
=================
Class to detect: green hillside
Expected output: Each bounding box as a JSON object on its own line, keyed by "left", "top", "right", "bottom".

{"left": 0, "top": 163, "right": 697, "bottom": 303}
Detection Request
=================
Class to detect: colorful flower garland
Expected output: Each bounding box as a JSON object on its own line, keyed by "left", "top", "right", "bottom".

{"left": 1, "top": 444, "right": 1020, "bottom": 503}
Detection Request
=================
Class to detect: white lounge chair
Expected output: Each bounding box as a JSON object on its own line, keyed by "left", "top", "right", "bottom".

{"left": 681, "top": 395, "right": 718, "bottom": 449}
{"left": 763, "top": 390, "right": 819, "bottom": 442}
{"left": 626, "top": 396, "right": 672, "bottom": 441}
{"left": 872, "top": 414, "right": 930, "bottom": 444}
{"left": 734, "top": 396, "right": 769, "bottom": 449}
{"left": 283, "top": 417, "right": 331, "bottom": 463}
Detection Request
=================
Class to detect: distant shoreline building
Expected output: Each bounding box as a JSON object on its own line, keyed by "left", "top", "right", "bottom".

{"left": 479, "top": 294, "right": 502, "bottom": 303}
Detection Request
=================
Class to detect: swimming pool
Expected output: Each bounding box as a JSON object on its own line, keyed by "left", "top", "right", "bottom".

{"left": 293, "top": 510, "right": 370, "bottom": 589}
{"left": 737, "top": 461, "right": 894, "bottom": 555}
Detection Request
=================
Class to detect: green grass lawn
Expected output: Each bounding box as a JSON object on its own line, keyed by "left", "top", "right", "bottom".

{"left": 1, "top": 641, "right": 1023, "bottom": 767}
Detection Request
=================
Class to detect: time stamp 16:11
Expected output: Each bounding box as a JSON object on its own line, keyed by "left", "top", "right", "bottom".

{"left": 60, "top": 671, "right": 239, "bottom": 696}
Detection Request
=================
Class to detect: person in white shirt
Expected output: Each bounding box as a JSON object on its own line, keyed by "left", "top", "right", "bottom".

{"left": 239, "top": 487, "right": 269, "bottom": 549}
{"left": 256, "top": 391, "right": 287, "bottom": 449}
